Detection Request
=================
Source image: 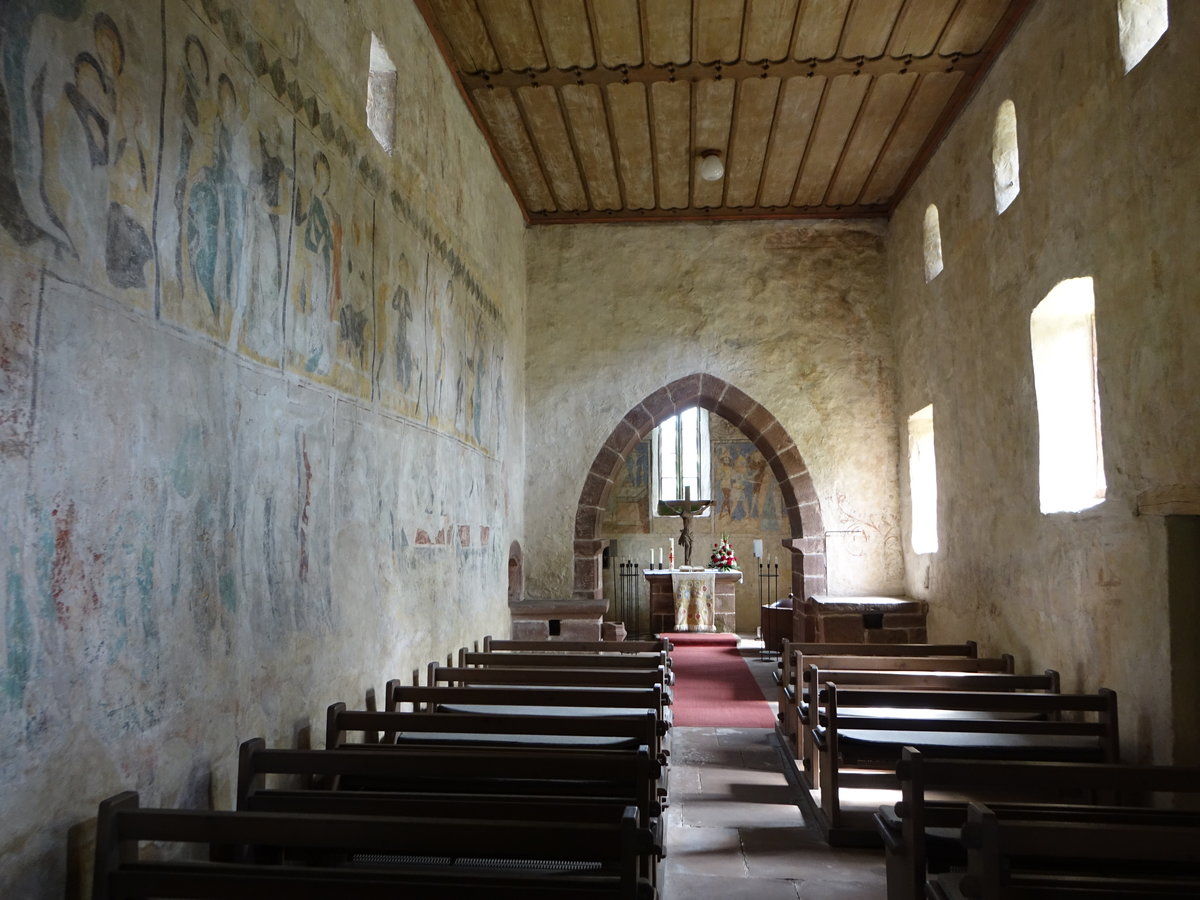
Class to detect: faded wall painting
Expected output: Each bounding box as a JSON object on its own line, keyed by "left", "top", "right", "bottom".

{"left": 157, "top": 15, "right": 293, "bottom": 361}
{"left": 287, "top": 134, "right": 374, "bottom": 398}
{"left": 603, "top": 442, "right": 651, "bottom": 533}
{"left": 714, "top": 441, "right": 783, "bottom": 532}
{"left": 1, "top": 2, "right": 160, "bottom": 304}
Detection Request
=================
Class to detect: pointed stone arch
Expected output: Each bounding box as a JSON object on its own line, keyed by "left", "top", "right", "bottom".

{"left": 572, "top": 373, "right": 826, "bottom": 601}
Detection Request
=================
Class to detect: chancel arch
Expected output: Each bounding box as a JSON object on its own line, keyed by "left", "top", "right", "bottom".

{"left": 572, "top": 374, "right": 826, "bottom": 602}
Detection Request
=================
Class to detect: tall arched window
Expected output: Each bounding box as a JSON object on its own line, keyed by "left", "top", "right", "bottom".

{"left": 993, "top": 100, "right": 1020, "bottom": 215}
{"left": 652, "top": 406, "right": 711, "bottom": 514}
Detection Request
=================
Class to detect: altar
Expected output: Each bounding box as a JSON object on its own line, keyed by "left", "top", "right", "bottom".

{"left": 643, "top": 569, "right": 743, "bottom": 634}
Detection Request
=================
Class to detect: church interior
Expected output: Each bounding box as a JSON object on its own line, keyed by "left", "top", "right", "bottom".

{"left": 1, "top": 0, "right": 1197, "bottom": 895}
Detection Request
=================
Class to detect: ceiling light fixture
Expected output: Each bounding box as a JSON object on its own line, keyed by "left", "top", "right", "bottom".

{"left": 697, "top": 150, "right": 724, "bottom": 182}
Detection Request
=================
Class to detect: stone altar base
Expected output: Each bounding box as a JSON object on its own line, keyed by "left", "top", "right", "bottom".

{"left": 644, "top": 569, "right": 743, "bottom": 634}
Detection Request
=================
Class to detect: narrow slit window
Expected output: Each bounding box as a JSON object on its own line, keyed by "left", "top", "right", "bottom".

{"left": 1118, "top": 0, "right": 1168, "bottom": 73}
{"left": 1030, "top": 277, "right": 1106, "bottom": 514}
{"left": 993, "top": 100, "right": 1019, "bottom": 215}
{"left": 907, "top": 405, "right": 938, "bottom": 554}
{"left": 367, "top": 33, "right": 397, "bottom": 152}
{"left": 923, "top": 204, "right": 943, "bottom": 282}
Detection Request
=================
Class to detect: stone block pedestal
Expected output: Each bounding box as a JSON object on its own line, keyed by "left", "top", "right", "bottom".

{"left": 798, "top": 595, "right": 928, "bottom": 644}
{"left": 508, "top": 598, "right": 608, "bottom": 641}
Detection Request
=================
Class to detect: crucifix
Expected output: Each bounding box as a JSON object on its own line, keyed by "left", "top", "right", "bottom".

{"left": 657, "top": 486, "right": 713, "bottom": 567}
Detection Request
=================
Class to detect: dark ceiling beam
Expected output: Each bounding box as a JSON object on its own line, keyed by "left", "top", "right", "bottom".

{"left": 461, "top": 52, "right": 981, "bottom": 92}
{"left": 528, "top": 202, "right": 890, "bottom": 226}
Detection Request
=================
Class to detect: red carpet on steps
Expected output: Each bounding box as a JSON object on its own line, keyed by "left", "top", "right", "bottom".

{"left": 661, "top": 633, "right": 776, "bottom": 727}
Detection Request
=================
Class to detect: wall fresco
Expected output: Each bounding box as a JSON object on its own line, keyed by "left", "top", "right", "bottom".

{"left": 714, "top": 441, "right": 783, "bottom": 532}
{"left": 1, "top": 3, "right": 161, "bottom": 304}
{"left": 0, "top": 1, "right": 526, "bottom": 894}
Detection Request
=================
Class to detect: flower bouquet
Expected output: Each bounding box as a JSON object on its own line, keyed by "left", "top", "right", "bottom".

{"left": 709, "top": 535, "right": 739, "bottom": 571}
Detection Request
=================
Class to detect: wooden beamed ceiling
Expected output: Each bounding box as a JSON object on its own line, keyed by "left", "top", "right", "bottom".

{"left": 417, "top": 0, "right": 1033, "bottom": 225}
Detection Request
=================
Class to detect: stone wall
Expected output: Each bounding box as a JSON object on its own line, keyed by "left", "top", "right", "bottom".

{"left": 0, "top": 1, "right": 525, "bottom": 895}
{"left": 525, "top": 220, "right": 905, "bottom": 608}
{"left": 887, "top": 1, "right": 1200, "bottom": 763}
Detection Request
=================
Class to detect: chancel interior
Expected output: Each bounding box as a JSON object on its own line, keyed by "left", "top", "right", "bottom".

{"left": 1, "top": 0, "right": 1197, "bottom": 895}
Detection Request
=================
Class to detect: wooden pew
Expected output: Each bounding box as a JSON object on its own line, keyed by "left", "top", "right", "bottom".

{"left": 331, "top": 700, "right": 668, "bottom": 760}
{"left": 382, "top": 682, "right": 671, "bottom": 749}
{"left": 93, "top": 789, "right": 658, "bottom": 899}
{"left": 483, "top": 636, "right": 673, "bottom": 655}
{"left": 428, "top": 662, "right": 673, "bottom": 694}
{"left": 462, "top": 649, "right": 670, "bottom": 669}
{"left": 239, "top": 737, "right": 663, "bottom": 822}
{"left": 813, "top": 684, "right": 1119, "bottom": 843}
{"left": 775, "top": 640, "right": 982, "bottom": 743}
{"left": 797, "top": 667, "right": 1059, "bottom": 792}
{"left": 779, "top": 650, "right": 1014, "bottom": 767}
{"left": 240, "top": 733, "right": 666, "bottom": 887}
{"left": 878, "top": 746, "right": 1200, "bottom": 900}
{"left": 926, "top": 800, "right": 1200, "bottom": 899}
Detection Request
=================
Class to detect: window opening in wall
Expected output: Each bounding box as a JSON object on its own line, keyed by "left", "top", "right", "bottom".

{"left": 1030, "top": 277, "right": 1106, "bottom": 514}
{"left": 367, "top": 33, "right": 397, "bottom": 152}
{"left": 1118, "top": 0, "right": 1168, "bottom": 73}
{"left": 923, "top": 204, "right": 943, "bottom": 282}
{"left": 993, "top": 100, "right": 1020, "bottom": 214}
{"left": 907, "top": 404, "right": 938, "bottom": 554}
{"left": 652, "top": 406, "right": 711, "bottom": 516}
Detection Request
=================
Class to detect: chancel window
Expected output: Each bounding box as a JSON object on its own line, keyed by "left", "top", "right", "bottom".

{"left": 1030, "top": 277, "right": 1106, "bottom": 514}
{"left": 653, "top": 407, "right": 711, "bottom": 515}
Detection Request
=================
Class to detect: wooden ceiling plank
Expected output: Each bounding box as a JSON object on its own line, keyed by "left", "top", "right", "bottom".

{"left": 759, "top": 74, "right": 823, "bottom": 206}
{"left": 517, "top": 85, "right": 590, "bottom": 210}
{"left": 695, "top": 0, "right": 747, "bottom": 65}
{"left": 792, "top": 72, "right": 870, "bottom": 206}
{"left": 473, "top": 86, "right": 557, "bottom": 211}
{"left": 532, "top": 0, "right": 596, "bottom": 70}
{"left": 561, "top": 84, "right": 623, "bottom": 209}
{"left": 644, "top": 0, "right": 693, "bottom": 66}
{"left": 887, "top": 0, "right": 961, "bottom": 57}
{"left": 827, "top": 71, "right": 916, "bottom": 206}
{"left": 606, "top": 82, "right": 657, "bottom": 209}
{"left": 791, "top": 0, "right": 851, "bottom": 61}
{"left": 650, "top": 80, "right": 693, "bottom": 209}
{"left": 744, "top": 0, "right": 800, "bottom": 62}
{"left": 588, "top": 0, "right": 644, "bottom": 67}
{"left": 476, "top": 0, "right": 549, "bottom": 71}
{"left": 425, "top": 0, "right": 501, "bottom": 73}
{"left": 725, "top": 75, "right": 781, "bottom": 207}
{"left": 939, "top": 0, "right": 1013, "bottom": 55}
{"left": 840, "top": 0, "right": 907, "bottom": 59}
{"left": 860, "top": 70, "right": 961, "bottom": 203}
{"left": 691, "top": 77, "right": 737, "bottom": 208}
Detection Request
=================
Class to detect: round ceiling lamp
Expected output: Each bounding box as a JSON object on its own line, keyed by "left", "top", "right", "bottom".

{"left": 697, "top": 151, "right": 724, "bottom": 182}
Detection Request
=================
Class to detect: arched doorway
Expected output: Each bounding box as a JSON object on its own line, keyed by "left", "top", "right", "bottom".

{"left": 571, "top": 373, "right": 826, "bottom": 601}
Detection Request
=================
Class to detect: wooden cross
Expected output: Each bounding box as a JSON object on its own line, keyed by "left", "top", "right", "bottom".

{"left": 657, "top": 486, "right": 713, "bottom": 567}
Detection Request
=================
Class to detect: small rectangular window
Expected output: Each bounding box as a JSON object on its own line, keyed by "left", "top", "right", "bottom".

{"left": 367, "top": 34, "right": 397, "bottom": 152}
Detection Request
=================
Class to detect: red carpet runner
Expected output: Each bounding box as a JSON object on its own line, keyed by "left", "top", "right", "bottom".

{"left": 662, "top": 633, "right": 777, "bottom": 727}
